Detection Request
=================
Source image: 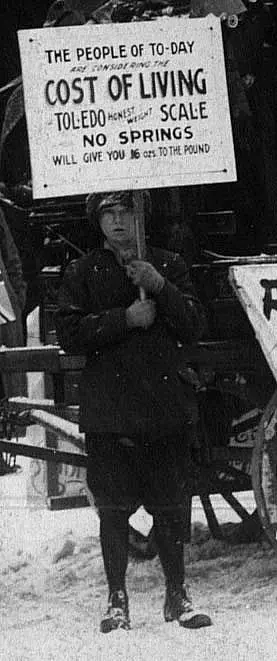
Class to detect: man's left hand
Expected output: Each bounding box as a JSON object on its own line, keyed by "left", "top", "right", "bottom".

{"left": 126, "top": 260, "right": 165, "bottom": 294}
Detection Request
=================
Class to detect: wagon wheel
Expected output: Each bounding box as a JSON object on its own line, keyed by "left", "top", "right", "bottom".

{"left": 127, "top": 385, "right": 267, "bottom": 559}
{"left": 190, "top": 455, "right": 261, "bottom": 543}
{"left": 180, "top": 381, "right": 273, "bottom": 544}
{"left": 187, "top": 384, "right": 266, "bottom": 543}
{"left": 252, "top": 388, "right": 277, "bottom": 550}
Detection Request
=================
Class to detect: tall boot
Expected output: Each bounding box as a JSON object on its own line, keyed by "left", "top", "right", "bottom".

{"left": 153, "top": 511, "right": 212, "bottom": 629}
{"left": 153, "top": 510, "right": 186, "bottom": 591}
{"left": 98, "top": 508, "right": 131, "bottom": 633}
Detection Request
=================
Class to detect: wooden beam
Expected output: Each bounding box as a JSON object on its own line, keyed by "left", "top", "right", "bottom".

{"left": 28, "top": 408, "right": 85, "bottom": 449}
{"left": 0, "top": 438, "right": 87, "bottom": 467}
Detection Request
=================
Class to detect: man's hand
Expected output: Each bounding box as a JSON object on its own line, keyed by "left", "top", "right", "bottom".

{"left": 126, "top": 260, "right": 165, "bottom": 294}
{"left": 126, "top": 299, "right": 156, "bottom": 329}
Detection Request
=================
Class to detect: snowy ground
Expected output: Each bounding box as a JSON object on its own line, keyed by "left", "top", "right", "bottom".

{"left": 0, "top": 515, "right": 277, "bottom": 661}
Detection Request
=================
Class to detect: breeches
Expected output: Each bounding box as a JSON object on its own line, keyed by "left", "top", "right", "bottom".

{"left": 86, "top": 432, "right": 194, "bottom": 516}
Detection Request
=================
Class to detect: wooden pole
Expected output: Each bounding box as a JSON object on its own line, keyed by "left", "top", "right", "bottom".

{"left": 133, "top": 190, "right": 146, "bottom": 301}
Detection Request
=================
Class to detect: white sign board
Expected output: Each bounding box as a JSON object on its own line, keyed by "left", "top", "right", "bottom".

{"left": 230, "top": 263, "right": 277, "bottom": 382}
{"left": 18, "top": 17, "right": 236, "bottom": 199}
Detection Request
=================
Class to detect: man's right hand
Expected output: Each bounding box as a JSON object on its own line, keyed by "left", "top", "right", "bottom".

{"left": 126, "top": 299, "right": 156, "bottom": 329}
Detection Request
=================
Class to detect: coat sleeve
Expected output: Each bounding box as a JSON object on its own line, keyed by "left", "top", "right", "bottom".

{"left": 55, "top": 259, "right": 129, "bottom": 354}
{"left": 155, "top": 252, "right": 207, "bottom": 343}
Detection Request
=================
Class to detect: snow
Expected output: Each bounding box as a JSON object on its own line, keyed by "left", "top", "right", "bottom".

{"left": 0, "top": 517, "right": 277, "bottom": 660}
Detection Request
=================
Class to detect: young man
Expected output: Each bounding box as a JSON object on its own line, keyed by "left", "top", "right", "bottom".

{"left": 55, "top": 190, "right": 212, "bottom": 633}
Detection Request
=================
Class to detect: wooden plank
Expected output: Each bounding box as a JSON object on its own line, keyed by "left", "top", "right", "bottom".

{"left": 0, "top": 439, "right": 87, "bottom": 467}
{"left": 28, "top": 409, "right": 85, "bottom": 449}
{"left": 48, "top": 495, "right": 89, "bottom": 510}
{"left": 0, "top": 346, "right": 85, "bottom": 373}
{"left": 0, "top": 346, "right": 60, "bottom": 372}
{"left": 9, "top": 397, "right": 55, "bottom": 410}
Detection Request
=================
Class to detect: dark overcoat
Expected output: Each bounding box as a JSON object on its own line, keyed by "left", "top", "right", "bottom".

{"left": 55, "top": 246, "right": 206, "bottom": 442}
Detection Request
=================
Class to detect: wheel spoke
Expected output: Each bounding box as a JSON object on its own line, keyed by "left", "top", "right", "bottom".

{"left": 222, "top": 493, "right": 251, "bottom": 521}
{"left": 199, "top": 493, "right": 223, "bottom": 539}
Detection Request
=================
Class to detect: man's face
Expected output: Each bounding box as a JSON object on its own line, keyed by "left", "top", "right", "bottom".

{"left": 99, "top": 204, "right": 136, "bottom": 249}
